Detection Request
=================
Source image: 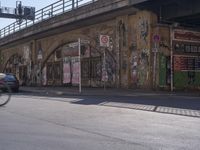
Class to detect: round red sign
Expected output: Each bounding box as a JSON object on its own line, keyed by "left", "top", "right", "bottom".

{"left": 101, "top": 35, "right": 109, "bottom": 44}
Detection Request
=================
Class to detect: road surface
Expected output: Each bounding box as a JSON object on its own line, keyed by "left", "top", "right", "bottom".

{"left": 0, "top": 93, "right": 200, "bottom": 150}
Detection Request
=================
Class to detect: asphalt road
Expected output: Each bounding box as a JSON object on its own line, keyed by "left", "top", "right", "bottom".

{"left": 0, "top": 93, "right": 200, "bottom": 150}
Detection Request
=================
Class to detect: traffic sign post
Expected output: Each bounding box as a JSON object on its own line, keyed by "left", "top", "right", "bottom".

{"left": 100, "top": 35, "right": 109, "bottom": 47}
{"left": 153, "top": 34, "right": 160, "bottom": 43}
{"left": 100, "top": 35, "right": 109, "bottom": 90}
{"left": 77, "top": 38, "right": 90, "bottom": 93}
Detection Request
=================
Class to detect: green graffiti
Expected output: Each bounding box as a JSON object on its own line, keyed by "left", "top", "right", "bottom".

{"left": 159, "top": 54, "right": 167, "bottom": 86}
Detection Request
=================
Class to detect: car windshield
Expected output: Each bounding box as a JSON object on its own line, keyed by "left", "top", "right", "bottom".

{"left": 4, "top": 75, "right": 16, "bottom": 81}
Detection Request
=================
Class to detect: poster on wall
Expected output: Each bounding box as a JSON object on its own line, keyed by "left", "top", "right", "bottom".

{"left": 71, "top": 57, "right": 80, "bottom": 85}
{"left": 42, "top": 67, "right": 47, "bottom": 86}
{"left": 63, "top": 57, "right": 71, "bottom": 84}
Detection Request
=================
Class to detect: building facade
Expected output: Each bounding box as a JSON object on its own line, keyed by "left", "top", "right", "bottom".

{"left": 0, "top": 9, "right": 200, "bottom": 91}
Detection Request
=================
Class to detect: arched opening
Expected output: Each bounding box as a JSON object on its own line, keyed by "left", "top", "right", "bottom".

{"left": 41, "top": 40, "right": 104, "bottom": 87}
{"left": 3, "top": 53, "right": 27, "bottom": 85}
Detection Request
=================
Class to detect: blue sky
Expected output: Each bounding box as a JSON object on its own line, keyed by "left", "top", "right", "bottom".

{"left": 0, "top": 0, "right": 55, "bottom": 29}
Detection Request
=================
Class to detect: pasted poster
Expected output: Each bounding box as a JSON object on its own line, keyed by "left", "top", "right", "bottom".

{"left": 71, "top": 57, "right": 80, "bottom": 85}
{"left": 42, "top": 66, "right": 47, "bottom": 86}
{"left": 63, "top": 57, "right": 71, "bottom": 84}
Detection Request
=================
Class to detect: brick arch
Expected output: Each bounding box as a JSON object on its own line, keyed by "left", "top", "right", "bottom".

{"left": 3, "top": 53, "right": 24, "bottom": 72}
{"left": 40, "top": 34, "right": 96, "bottom": 71}
{"left": 41, "top": 42, "right": 66, "bottom": 70}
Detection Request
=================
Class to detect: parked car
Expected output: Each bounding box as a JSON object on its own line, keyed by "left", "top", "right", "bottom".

{"left": 0, "top": 73, "right": 19, "bottom": 92}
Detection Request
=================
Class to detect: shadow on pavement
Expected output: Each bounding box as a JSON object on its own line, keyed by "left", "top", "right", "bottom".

{"left": 16, "top": 89, "right": 200, "bottom": 118}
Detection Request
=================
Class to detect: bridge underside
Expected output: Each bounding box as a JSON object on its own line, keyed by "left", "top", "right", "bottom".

{"left": 134, "top": 0, "right": 200, "bottom": 28}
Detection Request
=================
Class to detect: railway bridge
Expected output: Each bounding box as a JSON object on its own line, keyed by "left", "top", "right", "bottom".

{"left": 0, "top": 0, "right": 200, "bottom": 91}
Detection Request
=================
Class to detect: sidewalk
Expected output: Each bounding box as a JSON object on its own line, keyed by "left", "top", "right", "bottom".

{"left": 19, "top": 86, "right": 200, "bottom": 118}
{"left": 19, "top": 86, "right": 200, "bottom": 97}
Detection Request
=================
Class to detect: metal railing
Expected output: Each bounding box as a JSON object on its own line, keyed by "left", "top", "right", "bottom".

{"left": 0, "top": 0, "right": 97, "bottom": 39}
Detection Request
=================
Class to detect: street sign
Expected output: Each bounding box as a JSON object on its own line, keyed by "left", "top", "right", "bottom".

{"left": 100, "top": 35, "right": 109, "bottom": 47}
{"left": 153, "top": 34, "right": 160, "bottom": 42}
{"left": 81, "top": 39, "right": 90, "bottom": 44}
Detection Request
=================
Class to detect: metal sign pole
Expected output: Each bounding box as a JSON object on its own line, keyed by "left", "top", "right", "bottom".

{"left": 104, "top": 48, "right": 106, "bottom": 91}
{"left": 153, "top": 42, "right": 157, "bottom": 89}
{"left": 78, "top": 38, "right": 81, "bottom": 93}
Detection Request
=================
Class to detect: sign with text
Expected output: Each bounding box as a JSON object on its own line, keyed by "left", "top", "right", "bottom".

{"left": 173, "top": 29, "right": 200, "bottom": 43}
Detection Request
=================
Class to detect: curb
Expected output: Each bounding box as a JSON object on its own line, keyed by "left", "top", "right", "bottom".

{"left": 19, "top": 87, "right": 200, "bottom": 98}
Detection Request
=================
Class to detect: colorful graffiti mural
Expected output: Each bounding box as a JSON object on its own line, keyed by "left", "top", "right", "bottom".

{"left": 138, "top": 17, "right": 149, "bottom": 44}
{"left": 130, "top": 51, "right": 138, "bottom": 87}
{"left": 136, "top": 13, "right": 150, "bottom": 87}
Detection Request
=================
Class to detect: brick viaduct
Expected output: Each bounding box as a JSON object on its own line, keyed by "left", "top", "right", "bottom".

{"left": 0, "top": 0, "right": 200, "bottom": 90}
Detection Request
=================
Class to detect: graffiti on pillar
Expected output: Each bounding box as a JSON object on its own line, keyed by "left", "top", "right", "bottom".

{"left": 42, "top": 66, "right": 47, "bottom": 86}
{"left": 104, "top": 50, "right": 117, "bottom": 82}
{"left": 37, "top": 42, "right": 43, "bottom": 60}
{"left": 30, "top": 64, "right": 41, "bottom": 85}
{"left": 138, "top": 49, "right": 150, "bottom": 86}
{"left": 138, "top": 17, "right": 149, "bottom": 44}
{"left": 81, "top": 23, "right": 116, "bottom": 86}
{"left": 131, "top": 52, "right": 138, "bottom": 87}
{"left": 63, "top": 57, "right": 71, "bottom": 84}
{"left": 23, "top": 45, "right": 31, "bottom": 84}
{"left": 23, "top": 45, "right": 30, "bottom": 62}
{"left": 135, "top": 14, "right": 150, "bottom": 87}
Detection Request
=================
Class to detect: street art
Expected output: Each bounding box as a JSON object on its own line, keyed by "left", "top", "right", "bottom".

{"left": 63, "top": 57, "right": 71, "bottom": 84}
{"left": 138, "top": 49, "right": 149, "bottom": 86}
{"left": 71, "top": 57, "right": 80, "bottom": 84}
{"left": 96, "top": 60, "right": 102, "bottom": 80}
{"left": 138, "top": 17, "right": 149, "bottom": 44}
{"left": 131, "top": 52, "right": 138, "bottom": 87}
{"left": 134, "top": 15, "right": 150, "bottom": 87}
{"left": 81, "top": 24, "right": 116, "bottom": 86}
{"left": 104, "top": 49, "right": 116, "bottom": 82}
{"left": 37, "top": 41, "right": 43, "bottom": 60}
{"left": 23, "top": 45, "right": 32, "bottom": 83}
{"left": 23, "top": 45, "right": 30, "bottom": 62}
{"left": 42, "top": 66, "right": 47, "bottom": 86}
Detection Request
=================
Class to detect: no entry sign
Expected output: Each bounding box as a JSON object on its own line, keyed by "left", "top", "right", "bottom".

{"left": 100, "top": 35, "right": 109, "bottom": 47}
{"left": 153, "top": 34, "right": 160, "bottom": 42}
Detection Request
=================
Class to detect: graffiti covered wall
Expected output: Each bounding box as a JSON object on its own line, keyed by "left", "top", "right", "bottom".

{"left": 128, "top": 11, "right": 157, "bottom": 88}
{"left": 34, "top": 20, "right": 117, "bottom": 87}
{"left": 0, "top": 10, "right": 159, "bottom": 89}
